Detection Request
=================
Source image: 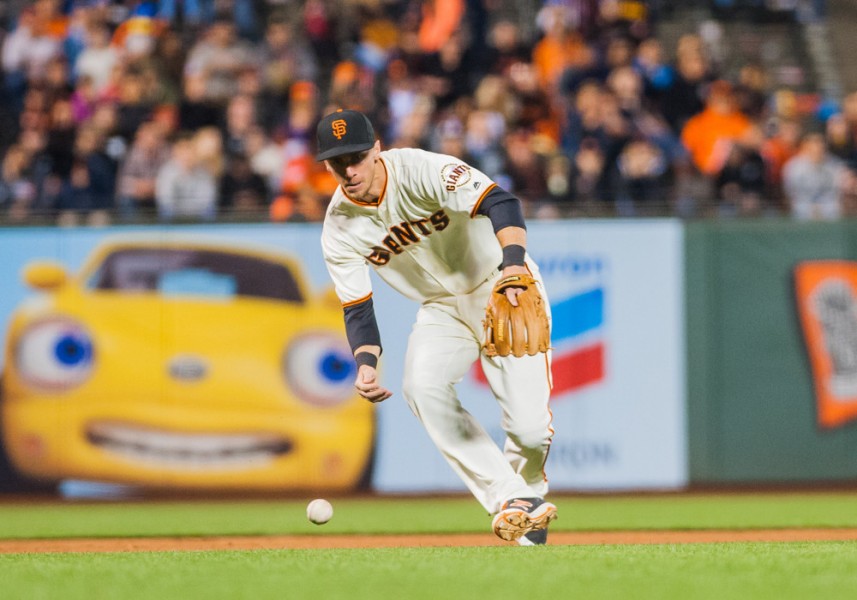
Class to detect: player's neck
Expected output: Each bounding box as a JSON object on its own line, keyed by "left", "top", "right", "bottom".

{"left": 362, "top": 157, "right": 387, "bottom": 205}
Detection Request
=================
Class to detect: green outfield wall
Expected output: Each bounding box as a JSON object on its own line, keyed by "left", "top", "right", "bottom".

{"left": 687, "top": 219, "right": 857, "bottom": 483}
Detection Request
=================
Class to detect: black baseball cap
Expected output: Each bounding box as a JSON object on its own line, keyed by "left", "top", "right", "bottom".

{"left": 315, "top": 109, "right": 376, "bottom": 161}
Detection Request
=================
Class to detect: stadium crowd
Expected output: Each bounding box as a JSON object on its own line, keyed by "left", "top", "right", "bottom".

{"left": 0, "top": 0, "right": 853, "bottom": 226}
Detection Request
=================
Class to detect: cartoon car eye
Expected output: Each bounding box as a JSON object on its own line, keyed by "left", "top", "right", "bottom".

{"left": 284, "top": 333, "right": 356, "bottom": 407}
{"left": 15, "top": 319, "right": 94, "bottom": 390}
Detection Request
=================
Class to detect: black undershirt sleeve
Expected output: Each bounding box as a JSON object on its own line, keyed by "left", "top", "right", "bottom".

{"left": 343, "top": 296, "right": 382, "bottom": 354}
{"left": 476, "top": 186, "right": 527, "bottom": 233}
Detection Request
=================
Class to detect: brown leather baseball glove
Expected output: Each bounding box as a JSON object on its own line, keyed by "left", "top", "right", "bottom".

{"left": 483, "top": 274, "right": 550, "bottom": 358}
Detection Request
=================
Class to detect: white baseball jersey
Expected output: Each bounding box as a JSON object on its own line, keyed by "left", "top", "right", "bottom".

{"left": 321, "top": 147, "right": 553, "bottom": 515}
{"left": 321, "top": 148, "right": 503, "bottom": 305}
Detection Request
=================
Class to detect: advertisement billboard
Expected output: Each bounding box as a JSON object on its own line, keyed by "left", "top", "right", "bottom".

{"left": 0, "top": 221, "right": 687, "bottom": 493}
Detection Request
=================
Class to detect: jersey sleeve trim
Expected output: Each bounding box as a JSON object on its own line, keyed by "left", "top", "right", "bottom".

{"left": 469, "top": 182, "right": 498, "bottom": 217}
{"left": 341, "top": 291, "right": 373, "bottom": 308}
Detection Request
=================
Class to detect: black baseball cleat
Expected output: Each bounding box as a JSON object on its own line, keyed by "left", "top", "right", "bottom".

{"left": 491, "top": 497, "right": 557, "bottom": 542}
{"left": 517, "top": 528, "right": 548, "bottom": 546}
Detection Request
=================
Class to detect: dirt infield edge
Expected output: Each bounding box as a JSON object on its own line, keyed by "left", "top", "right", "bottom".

{"left": 3, "top": 529, "right": 857, "bottom": 554}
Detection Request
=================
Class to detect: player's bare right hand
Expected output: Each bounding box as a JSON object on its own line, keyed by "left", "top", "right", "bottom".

{"left": 499, "top": 265, "right": 529, "bottom": 307}
{"left": 354, "top": 365, "right": 392, "bottom": 403}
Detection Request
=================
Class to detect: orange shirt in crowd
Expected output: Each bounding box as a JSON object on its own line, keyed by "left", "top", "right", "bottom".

{"left": 681, "top": 84, "right": 753, "bottom": 175}
{"left": 532, "top": 31, "right": 594, "bottom": 91}
{"left": 418, "top": 0, "right": 465, "bottom": 53}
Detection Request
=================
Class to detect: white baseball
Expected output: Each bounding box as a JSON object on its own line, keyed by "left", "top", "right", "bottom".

{"left": 306, "top": 498, "right": 334, "bottom": 525}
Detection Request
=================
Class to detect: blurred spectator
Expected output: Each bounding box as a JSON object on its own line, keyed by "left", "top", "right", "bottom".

{"left": 112, "top": 7, "right": 165, "bottom": 59}
{"left": 760, "top": 117, "right": 802, "bottom": 205}
{"left": 90, "top": 102, "right": 127, "bottom": 163}
{"left": 183, "top": 17, "right": 256, "bottom": 105}
{"left": 840, "top": 91, "right": 857, "bottom": 142}
{"left": 73, "top": 21, "right": 118, "bottom": 94}
{"left": 569, "top": 137, "right": 608, "bottom": 211}
{"left": 2, "top": 7, "right": 63, "bottom": 101}
{"left": 506, "top": 60, "right": 556, "bottom": 140}
{"left": 193, "top": 126, "right": 225, "bottom": 180}
{"left": 385, "top": 58, "right": 422, "bottom": 143}
{"left": 289, "top": 184, "right": 327, "bottom": 222}
{"left": 233, "top": 66, "right": 280, "bottom": 134}
{"left": 159, "top": 0, "right": 261, "bottom": 40}
{"left": 155, "top": 133, "right": 218, "bottom": 221}
{"left": 714, "top": 126, "right": 768, "bottom": 216}
{"left": 733, "top": 63, "right": 770, "bottom": 121}
{"left": 561, "top": 78, "right": 604, "bottom": 158}
{"left": 465, "top": 107, "right": 507, "bottom": 181}
{"left": 303, "top": 0, "right": 346, "bottom": 73}
{"left": 613, "top": 136, "right": 671, "bottom": 215}
{"left": 825, "top": 113, "right": 857, "bottom": 169}
{"left": 177, "top": 74, "right": 223, "bottom": 131}
{"left": 532, "top": 4, "right": 595, "bottom": 95}
{"left": 114, "top": 68, "right": 156, "bottom": 145}
{"left": 46, "top": 95, "right": 77, "bottom": 174}
{"left": 418, "top": 31, "right": 474, "bottom": 111}
{"left": 245, "top": 125, "right": 285, "bottom": 194}
{"left": 430, "top": 116, "right": 475, "bottom": 163}
{"left": 17, "top": 127, "right": 55, "bottom": 215}
{"left": 55, "top": 125, "right": 116, "bottom": 227}
{"left": 0, "top": 145, "right": 39, "bottom": 222}
{"left": 596, "top": 0, "right": 651, "bottom": 44}
{"left": 783, "top": 132, "right": 847, "bottom": 221}
{"left": 681, "top": 80, "right": 752, "bottom": 176}
{"left": 658, "top": 34, "right": 717, "bottom": 134}
{"left": 633, "top": 37, "right": 674, "bottom": 104}
{"left": 562, "top": 33, "right": 637, "bottom": 93}
{"left": 353, "top": 3, "right": 400, "bottom": 74}
{"left": 116, "top": 121, "right": 170, "bottom": 220}
{"left": 483, "top": 20, "right": 532, "bottom": 78}
{"left": 158, "top": 0, "right": 215, "bottom": 28}
{"left": 261, "top": 14, "right": 319, "bottom": 87}
{"left": 325, "top": 59, "right": 377, "bottom": 114}
{"left": 504, "top": 128, "right": 549, "bottom": 209}
{"left": 152, "top": 29, "right": 187, "bottom": 96}
{"left": 219, "top": 153, "right": 269, "bottom": 214}
{"left": 222, "top": 94, "right": 258, "bottom": 156}
{"left": 418, "top": 0, "right": 465, "bottom": 54}
{"left": 42, "top": 56, "right": 73, "bottom": 103}
{"left": 70, "top": 74, "right": 98, "bottom": 123}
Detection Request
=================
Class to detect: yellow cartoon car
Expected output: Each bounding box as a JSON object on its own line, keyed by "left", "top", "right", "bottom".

{"left": 0, "top": 236, "right": 374, "bottom": 492}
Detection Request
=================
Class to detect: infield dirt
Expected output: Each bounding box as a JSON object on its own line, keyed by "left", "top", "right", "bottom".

{"left": 2, "top": 529, "right": 857, "bottom": 553}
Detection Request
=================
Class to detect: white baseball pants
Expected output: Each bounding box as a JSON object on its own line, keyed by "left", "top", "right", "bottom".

{"left": 401, "top": 267, "right": 553, "bottom": 514}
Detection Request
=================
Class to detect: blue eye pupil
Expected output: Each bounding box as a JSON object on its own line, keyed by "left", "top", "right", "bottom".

{"left": 320, "top": 352, "right": 353, "bottom": 382}
{"left": 55, "top": 334, "right": 90, "bottom": 366}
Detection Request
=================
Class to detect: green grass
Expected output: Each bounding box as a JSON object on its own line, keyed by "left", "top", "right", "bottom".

{"left": 4, "top": 492, "right": 857, "bottom": 599}
{"left": 2, "top": 492, "right": 857, "bottom": 539}
{"left": 3, "top": 542, "right": 857, "bottom": 600}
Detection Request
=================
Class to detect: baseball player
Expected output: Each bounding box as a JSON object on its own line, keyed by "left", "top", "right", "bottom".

{"left": 317, "top": 109, "right": 556, "bottom": 545}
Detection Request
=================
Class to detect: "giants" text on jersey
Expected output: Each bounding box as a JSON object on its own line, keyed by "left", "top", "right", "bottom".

{"left": 366, "top": 209, "right": 450, "bottom": 265}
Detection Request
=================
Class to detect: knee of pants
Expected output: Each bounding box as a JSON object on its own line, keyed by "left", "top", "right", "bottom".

{"left": 507, "top": 424, "right": 553, "bottom": 452}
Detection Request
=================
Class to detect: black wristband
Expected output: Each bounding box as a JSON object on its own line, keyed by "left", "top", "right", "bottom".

{"left": 354, "top": 352, "right": 378, "bottom": 369}
{"left": 501, "top": 244, "right": 526, "bottom": 268}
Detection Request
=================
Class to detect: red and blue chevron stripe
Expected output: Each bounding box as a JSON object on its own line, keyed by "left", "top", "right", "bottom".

{"left": 472, "top": 287, "right": 605, "bottom": 397}
{"left": 549, "top": 288, "right": 605, "bottom": 395}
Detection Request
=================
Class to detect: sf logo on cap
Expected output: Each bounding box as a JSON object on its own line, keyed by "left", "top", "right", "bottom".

{"left": 332, "top": 119, "right": 347, "bottom": 140}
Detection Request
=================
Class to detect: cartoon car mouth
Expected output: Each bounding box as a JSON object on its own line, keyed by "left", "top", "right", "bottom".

{"left": 86, "top": 422, "right": 293, "bottom": 469}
